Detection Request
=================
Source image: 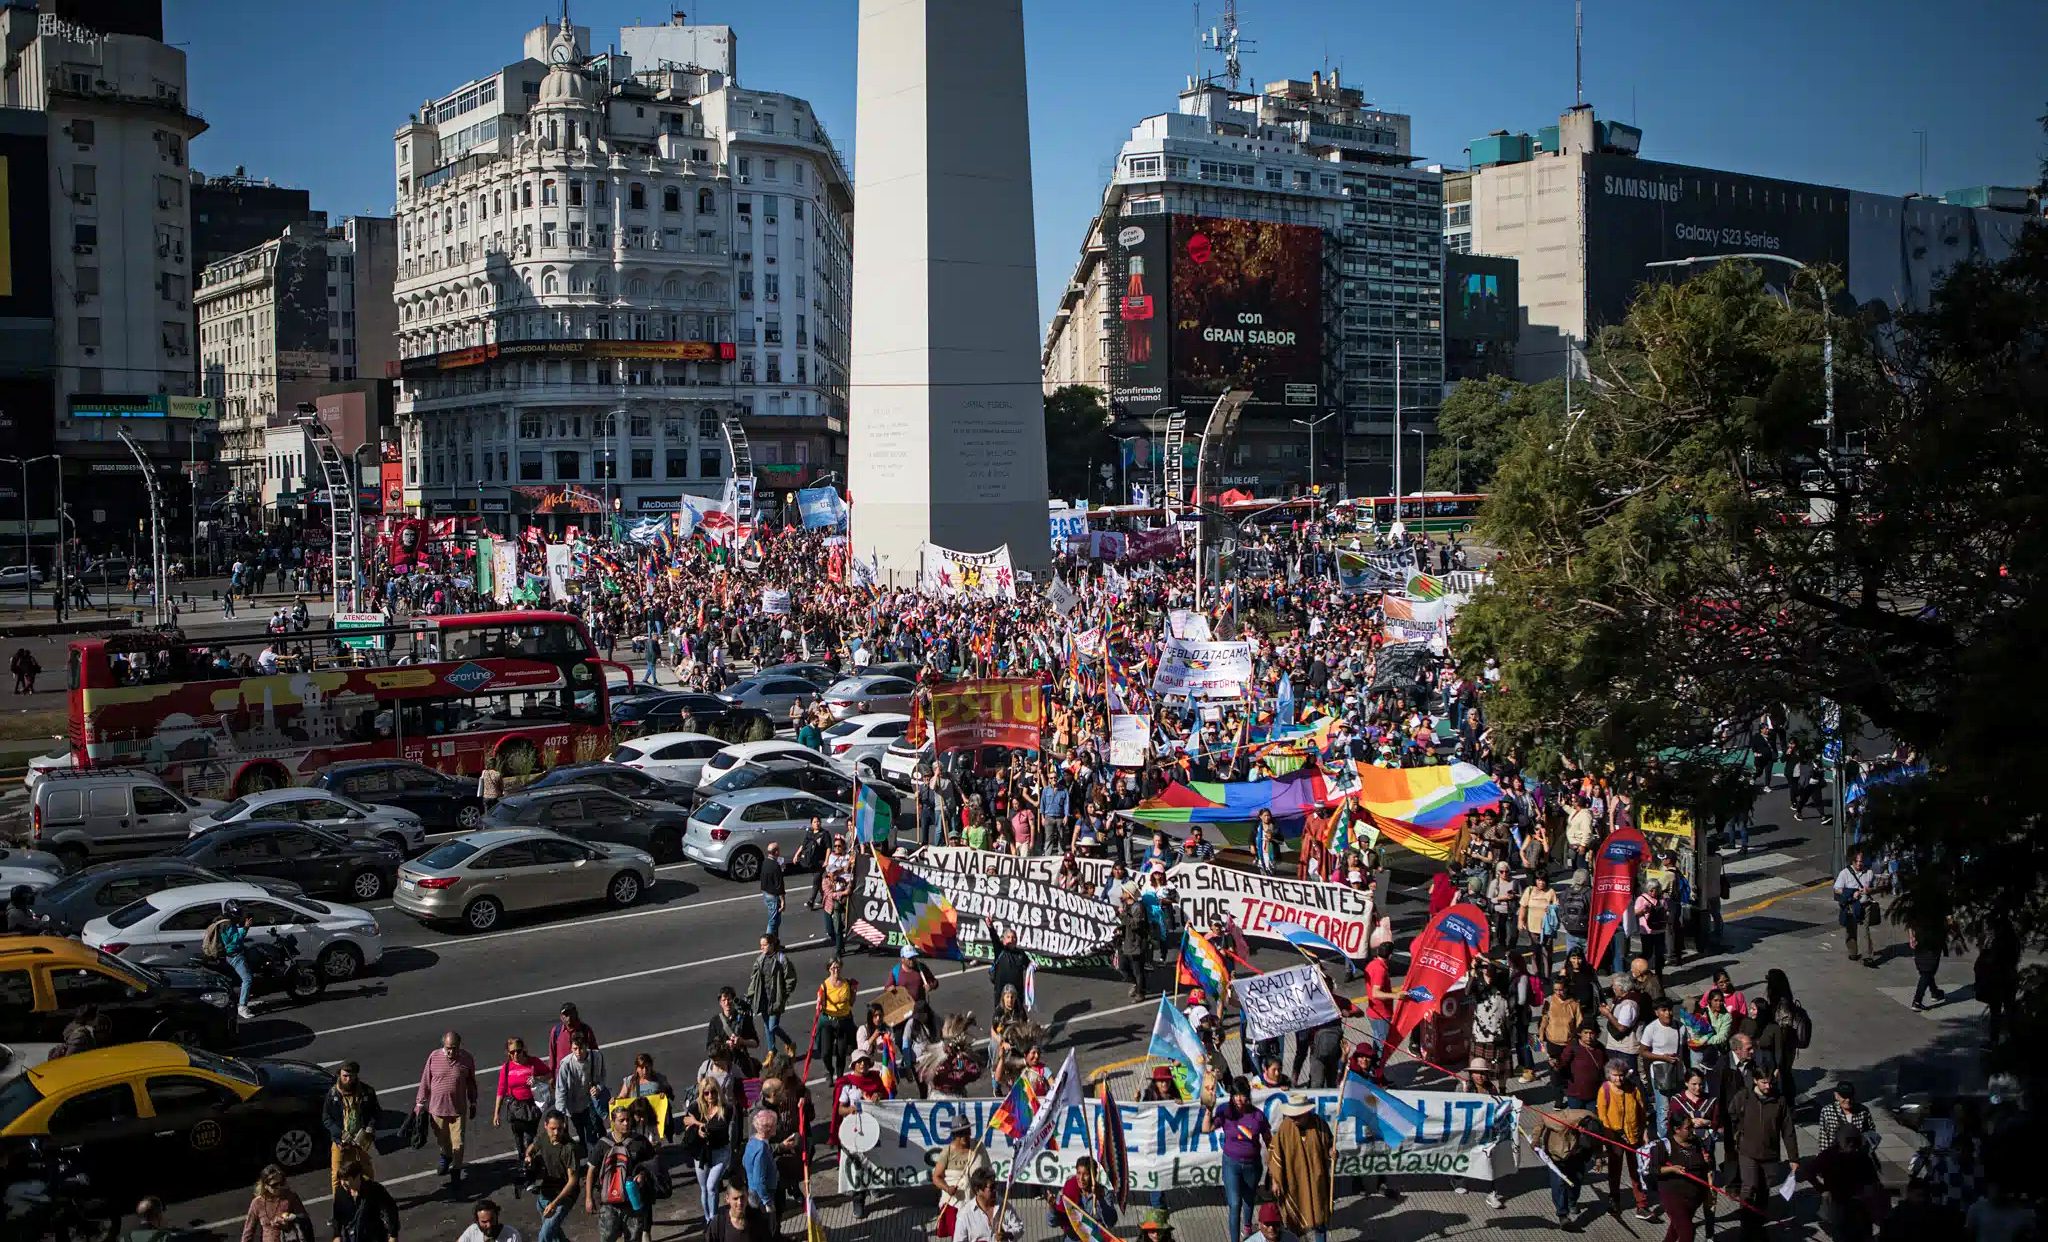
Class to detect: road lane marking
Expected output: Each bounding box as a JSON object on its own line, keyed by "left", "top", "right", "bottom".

{"left": 1721, "top": 851, "right": 1798, "bottom": 877}
{"left": 372, "top": 881, "right": 772, "bottom": 949}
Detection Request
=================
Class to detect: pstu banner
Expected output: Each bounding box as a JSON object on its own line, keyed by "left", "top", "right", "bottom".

{"left": 850, "top": 847, "right": 1120, "bottom": 965}
{"left": 1234, "top": 963, "right": 1342, "bottom": 1043}
{"left": 928, "top": 678, "right": 1044, "bottom": 753}
{"left": 841, "top": 1089, "right": 1519, "bottom": 1192}
{"left": 1151, "top": 639, "right": 1254, "bottom": 699}
{"left": 919, "top": 543, "right": 1018, "bottom": 599}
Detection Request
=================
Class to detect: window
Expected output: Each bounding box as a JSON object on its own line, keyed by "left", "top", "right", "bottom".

{"left": 74, "top": 222, "right": 97, "bottom": 248}
{"left": 476, "top": 841, "right": 540, "bottom": 869}
{"left": 521, "top": 182, "right": 533, "bottom": 208}
{"left": 73, "top": 164, "right": 96, "bottom": 198}
{"left": 519, "top": 413, "right": 544, "bottom": 439}
{"left": 628, "top": 413, "right": 652, "bottom": 438}
{"left": 47, "top": 1085, "right": 138, "bottom": 1136}
{"left": 49, "top": 966, "right": 140, "bottom": 1007}
{"left": 146, "top": 1075, "right": 241, "bottom": 1116}
{"left": 664, "top": 447, "right": 687, "bottom": 478}
{"left": 541, "top": 179, "right": 558, "bottom": 206}
{"left": 569, "top": 180, "right": 584, "bottom": 207}
{"left": 77, "top": 317, "right": 100, "bottom": 348}
{"left": 700, "top": 448, "right": 721, "bottom": 477}
{"left": 631, "top": 448, "right": 654, "bottom": 479}
{"left": 134, "top": 787, "right": 182, "bottom": 816}
{"left": 697, "top": 189, "right": 715, "bottom": 214}
{"left": 763, "top": 159, "right": 778, "bottom": 181}
{"left": 629, "top": 183, "right": 646, "bottom": 209}
{"left": 69, "top": 119, "right": 95, "bottom": 146}
{"left": 554, "top": 450, "right": 581, "bottom": 480}
{"left": 519, "top": 451, "right": 543, "bottom": 481}
{"left": 662, "top": 187, "right": 680, "bottom": 211}
{"left": 76, "top": 266, "right": 98, "bottom": 297}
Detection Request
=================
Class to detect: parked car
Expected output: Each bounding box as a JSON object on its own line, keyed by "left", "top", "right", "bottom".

{"left": 820, "top": 675, "right": 918, "bottom": 721}
{"left": 306, "top": 759, "right": 486, "bottom": 832}
{"left": 483, "top": 786, "right": 689, "bottom": 863}
{"left": 523, "top": 762, "right": 695, "bottom": 810}
{"left": 78, "top": 557, "right": 135, "bottom": 587}
{"left": 22, "top": 744, "right": 72, "bottom": 793}
{"left": 171, "top": 822, "right": 402, "bottom": 902}
{"left": 683, "top": 788, "right": 851, "bottom": 881}
{"left": 186, "top": 788, "right": 426, "bottom": 855}
{"left": 28, "top": 859, "right": 303, "bottom": 935}
{"left": 0, "top": 1042, "right": 335, "bottom": 1183}
{"left": 608, "top": 732, "right": 728, "bottom": 788}
{"left": 610, "top": 692, "right": 775, "bottom": 743}
{"left": 30, "top": 773, "right": 228, "bottom": 870}
{"left": 860, "top": 661, "right": 927, "bottom": 683}
{"left": 697, "top": 740, "right": 836, "bottom": 791}
{"left": 83, "top": 882, "right": 382, "bottom": 982}
{"left": 0, "top": 938, "right": 238, "bottom": 1048}
{"left": 877, "top": 739, "right": 1018, "bottom": 790}
{"left": 393, "top": 829, "right": 655, "bottom": 932}
{"left": 822, "top": 714, "right": 913, "bottom": 777}
{"left": 0, "top": 846, "right": 66, "bottom": 894}
{"left": 719, "top": 675, "right": 822, "bottom": 721}
{"left": 704, "top": 758, "right": 864, "bottom": 809}
{"left": 0, "top": 565, "right": 44, "bottom": 588}
{"left": 755, "top": 662, "right": 840, "bottom": 690}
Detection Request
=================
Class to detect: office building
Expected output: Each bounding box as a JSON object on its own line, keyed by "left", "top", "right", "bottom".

{"left": 1043, "top": 70, "right": 1444, "bottom": 496}
{"left": 390, "top": 14, "right": 851, "bottom": 525}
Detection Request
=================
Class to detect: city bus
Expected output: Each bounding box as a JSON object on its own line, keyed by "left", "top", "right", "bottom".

{"left": 1346, "top": 493, "right": 1487, "bottom": 534}
{"left": 65, "top": 611, "right": 617, "bottom": 799}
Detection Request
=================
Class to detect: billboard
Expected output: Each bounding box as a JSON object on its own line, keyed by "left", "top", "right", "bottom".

{"left": 1583, "top": 155, "right": 1851, "bottom": 329}
{"left": 1108, "top": 219, "right": 1171, "bottom": 420}
{"left": 1169, "top": 215, "right": 1323, "bottom": 413}
{"left": 0, "top": 127, "right": 52, "bottom": 320}
{"left": 1845, "top": 190, "right": 2026, "bottom": 316}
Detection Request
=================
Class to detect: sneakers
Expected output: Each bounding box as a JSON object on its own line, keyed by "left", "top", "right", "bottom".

{"left": 1634, "top": 1208, "right": 1660, "bottom": 1221}
{"left": 1488, "top": 1192, "right": 1507, "bottom": 1209}
{"left": 236, "top": 1004, "right": 254, "bottom": 1020}
{"left": 1519, "top": 1069, "right": 1537, "bottom": 1084}
{"left": 436, "top": 1154, "right": 451, "bottom": 1176}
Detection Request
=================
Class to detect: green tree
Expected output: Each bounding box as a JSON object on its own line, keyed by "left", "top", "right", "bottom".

{"left": 1043, "top": 384, "right": 1113, "bottom": 501}
{"left": 1457, "top": 226, "right": 2048, "bottom": 1080}
{"left": 1424, "top": 375, "right": 1567, "bottom": 492}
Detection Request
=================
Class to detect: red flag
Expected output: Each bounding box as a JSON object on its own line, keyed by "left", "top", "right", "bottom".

{"left": 1586, "top": 826, "right": 1650, "bottom": 969}
{"left": 1389, "top": 901, "right": 1490, "bottom": 1044}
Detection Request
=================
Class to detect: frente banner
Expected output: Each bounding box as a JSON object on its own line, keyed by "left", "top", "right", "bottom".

{"left": 850, "top": 847, "right": 1120, "bottom": 965}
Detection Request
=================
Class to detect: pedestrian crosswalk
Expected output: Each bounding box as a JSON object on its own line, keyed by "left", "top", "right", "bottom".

{"left": 1720, "top": 852, "right": 1805, "bottom": 902}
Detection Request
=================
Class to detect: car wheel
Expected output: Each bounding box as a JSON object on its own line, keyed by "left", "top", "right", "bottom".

{"left": 317, "top": 942, "right": 363, "bottom": 982}
{"left": 463, "top": 896, "right": 503, "bottom": 932}
{"left": 53, "top": 843, "right": 87, "bottom": 873}
{"left": 858, "top": 758, "right": 881, "bottom": 780}
{"left": 285, "top": 963, "right": 324, "bottom": 1001}
{"left": 273, "top": 1125, "right": 320, "bottom": 1172}
{"left": 608, "top": 871, "right": 644, "bottom": 907}
{"left": 151, "top": 1020, "right": 206, "bottom": 1046}
{"left": 455, "top": 802, "right": 485, "bottom": 831}
{"left": 349, "top": 868, "right": 388, "bottom": 901}
{"left": 727, "top": 847, "right": 762, "bottom": 883}
{"left": 649, "top": 829, "right": 681, "bottom": 864}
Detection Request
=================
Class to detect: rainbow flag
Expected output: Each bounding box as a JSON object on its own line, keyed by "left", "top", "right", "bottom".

{"left": 1096, "top": 1079, "right": 1131, "bottom": 1211}
{"left": 873, "top": 852, "right": 962, "bottom": 960}
{"left": 1176, "top": 927, "right": 1229, "bottom": 997}
{"left": 1352, "top": 762, "right": 1503, "bottom": 861}
{"left": 988, "top": 1074, "right": 1038, "bottom": 1141}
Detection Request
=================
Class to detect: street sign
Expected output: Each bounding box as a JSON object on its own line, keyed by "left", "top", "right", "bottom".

{"left": 333, "top": 612, "right": 387, "bottom": 651}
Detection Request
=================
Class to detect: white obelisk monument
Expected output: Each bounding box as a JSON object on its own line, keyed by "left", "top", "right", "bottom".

{"left": 846, "top": 0, "right": 1052, "bottom": 580}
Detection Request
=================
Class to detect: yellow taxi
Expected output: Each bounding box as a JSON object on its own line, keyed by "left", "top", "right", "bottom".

{"left": 0, "top": 1042, "right": 333, "bottom": 1185}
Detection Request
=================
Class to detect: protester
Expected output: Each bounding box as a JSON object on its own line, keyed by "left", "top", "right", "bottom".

{"left": 413, "top": 1030, "right": 479, "bottom": 1189}
{"left": 238, "top": 1164, "right": 309, "bottom": 1242}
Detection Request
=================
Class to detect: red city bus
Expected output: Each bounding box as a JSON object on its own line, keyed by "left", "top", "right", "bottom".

{"left": 66, "top": 611, "right": 616, "bottom": 799}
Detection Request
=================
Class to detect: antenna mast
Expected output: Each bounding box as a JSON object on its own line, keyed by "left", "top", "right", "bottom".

{"left": 1202, "top": 0, "right": 1252, "bottom": 91}
{"left": 1574, "top": 0, "right": 1584, "bottom": 105}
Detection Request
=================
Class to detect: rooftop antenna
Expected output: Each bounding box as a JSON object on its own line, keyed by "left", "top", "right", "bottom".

{"left": 1574, "top": 0, "right": 1584, "bottom": 106}
{"left": 1915, "top": 129, "right": 1927, "bottom": 194}
{"left": 1202, "top": 0, "right": 1252, "bottom": 91}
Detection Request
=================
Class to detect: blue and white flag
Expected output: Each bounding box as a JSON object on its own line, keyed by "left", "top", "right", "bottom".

{"left": 1147, "top": 993, "right": 1207, "bottom": 1097}
{"left": 1275, "top": 673, "right": 1296, "bottom": 728}
{"left": 1271, "top": 920, "right": 1356, "bottom": 962}
{"left": 797, "top": 486, "right": 848, "bottom": 531}
{"left": 625, "top": 516, "right": 668, "bottom": 546}
{"left": 1337, "top": 1070, "right": 1424, "bottom": 1148}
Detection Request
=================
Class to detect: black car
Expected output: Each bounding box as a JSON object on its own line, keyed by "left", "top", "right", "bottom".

{"left": 306, "top": 759, "right": 486, "bottom": 832}
{"left": 526, "top": 761, "right": 699, "bottom": 806}
{"left": 484, "top": 787, "right": 687, "bottom": 863}
{"left": 756, "top": 662, "right": 840, "bottom": 690}
{"left": 172, "top": 822, "right": 402, "bottom": 902}
{"left": 611, "top": 692, "right": 775, "bottom": 743}
{"left": 704, "top": 760, "right": 904, "bottom": 818}
{"left": 29, "top": 860, "right": 304, "bottom": 935}
{"left": 0, "top": 939, "right": 237, "bottom": 1048}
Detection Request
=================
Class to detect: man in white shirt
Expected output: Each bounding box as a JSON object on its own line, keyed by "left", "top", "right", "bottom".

{"left": 455, "top": 1197, "right": 523, "bottom": 1242}
{"left": 1637, "top": 995, "right": 1686, "bottom": 1139}
{"left": 952, "top": 1168, "right": 1021, "bottom": 1242}
{"left": 1833, "top": 850, "right": 1879, "bottom": 962}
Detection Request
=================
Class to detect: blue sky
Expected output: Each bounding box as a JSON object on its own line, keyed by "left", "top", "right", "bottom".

{"left": 167, "top": 0, "right": 2045, "bottom": 329}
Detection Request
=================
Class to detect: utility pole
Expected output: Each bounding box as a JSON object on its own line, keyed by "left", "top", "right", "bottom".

{"left": 116, "top": 431, "right": 168, "bottom": 627}
{"left": 1391, "top": 338, "right": 1403, "bottom": 528}
{"left": 1291, "top": 411, "right": 1336, "bottom": 522}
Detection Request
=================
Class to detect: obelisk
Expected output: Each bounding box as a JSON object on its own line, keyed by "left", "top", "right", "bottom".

{"left": 846, "top": 0, "right": 1051, "bottom": 581}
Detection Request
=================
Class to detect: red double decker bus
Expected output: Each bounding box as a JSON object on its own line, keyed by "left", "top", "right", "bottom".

{"left": 66, "top": 611, "right": 615, "bottom": 799}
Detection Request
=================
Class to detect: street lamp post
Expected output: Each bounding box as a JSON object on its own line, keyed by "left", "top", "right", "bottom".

{"left": 1454, "top": 436, "right": 1467, "bottom": 494}
{"left": 0, "top": 455, "right": 57, "bottom": 611}
{"left": 1290, "top": 412, "right": 1337, "bottom": 521}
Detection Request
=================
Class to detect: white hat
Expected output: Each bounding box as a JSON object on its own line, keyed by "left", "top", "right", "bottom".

{"left": 1278, "top": 1096, "right": 1317, "bottom": 1119}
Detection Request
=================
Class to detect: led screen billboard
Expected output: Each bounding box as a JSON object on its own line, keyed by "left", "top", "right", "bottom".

{"left": 1108, "top": 218, "right": 1172, "bottom": 420}
{"left": 1169, "top": 215, "right": 1323, "bottom": 412}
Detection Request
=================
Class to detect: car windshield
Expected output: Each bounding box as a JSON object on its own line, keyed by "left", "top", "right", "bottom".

{"left": 611, "top": 744, "right": 645, "bottom": 762}
{"left": 0, "top": 1074, "right": 43, "bottom": 1131}
{"left": 99, "top": 945, "right": 163, "bottom": 987}
{"left": 823, "top": 721, "right": 860, "bottom": 739}
{"left": 104, "top": 896, "right": 162, "bottom": 929}
{"left": 296, "top": 898, "right": 333, "bottom": 916}
{"left": 37, "top": 869, "right": 104, "bottom": 904}
{"left": 714, "top": 766, "right": 769, "bottom": 792}
{"left": 170, "top": 836, "right": 212, "bottom": 859}
{"left": 212, "top": 797, "right": 251, "bottom": 821}
{"left": 417, "top": 841, "right": 480, "bottom": 869}
{"left": 183, "top": 1047, "right": 261, "bottom": 1088}
{"left": 695, "top": 801, "right": 733, "bottom": 825}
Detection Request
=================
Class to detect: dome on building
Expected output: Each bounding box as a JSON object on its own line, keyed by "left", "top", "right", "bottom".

{"left": 537, "top": 64, "right": 596, "bottom": 111}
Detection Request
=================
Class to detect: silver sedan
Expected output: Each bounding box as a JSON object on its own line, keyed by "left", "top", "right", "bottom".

{"left": 392, "top": 828, "right": 655, "bottom": 932}
{"left": 820, "top": 674, "right": 918, "bottom": 720}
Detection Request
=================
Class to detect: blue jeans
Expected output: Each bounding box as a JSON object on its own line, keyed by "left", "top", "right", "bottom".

{"left": 1222, "top": 1156, "right": 1261, "bottom": 1241}
{"left": 1366, "top": 1017, "right": 1391, "bottom": 1057}
{"left": 694, "top": 1158, "right": 727, "bottom": 1226}
{"left": 822, "top": 908, "right": 844, "bottom": 957}
{"left": 1609, "top": 933, "right": 1630, "bottom": 977}
{"left": 763, "top": 892, "right": 782, "bottom": 938}
{"left": 534, "top": 1193, "right": 571, "bottom": 1242}
{"left": 762, "top": 1012, "right": 797, "bottom": 1057}
{"left": 227, "top": 953, "right": 253, "bottom": 1009}
{"left": 1550, "top": 1168, "right": 1579, "bottom": 1217}
{"left": 1650, "top": 1087, "right": 1673, "bottom": 1139}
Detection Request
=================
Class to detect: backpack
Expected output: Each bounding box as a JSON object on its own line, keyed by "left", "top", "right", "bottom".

{"left": 596, "top": 1136, "right": 650, "bottom": 1206}
{"left": 1778, "top": 1001, "right": 1813, "bottom": 1049}
{"left": 1541, "top": 900, "right": 1561, "bottom": 938}
{"left": 200, "top": 919, "right": 229, "bottom": 960}
{"left": 1559, "top": 890, "right": 1591, "bottom": 935}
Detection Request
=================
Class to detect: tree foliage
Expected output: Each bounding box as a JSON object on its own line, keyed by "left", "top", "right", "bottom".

{"left": 1424, "top": 375, "right": 1566, "bottom": 493}
{"left": 1456, "top": 225, "right": 2048, "bottom": 1037}
{"left": 1043, "top": 384, "right": 1113, "bottom": 502}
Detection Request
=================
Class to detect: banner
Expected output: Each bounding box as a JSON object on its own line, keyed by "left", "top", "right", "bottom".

{"left": 1335, "top": 550, "right": 1377, "bottom": 595}
{"left": 761, "top": 588, "right": 792, "bottom": 616}
{"left": 491, "top": 542, "right": 519, "bottom": 605}
{"left": 841, "top": 1089, "right": 1519, "bottom": 1191}
{"left": 1382, "top": 594, "right": 1451, "bottom": 644}
{"left": 1108, "top": 714, "right": 1149, "bottom": 768}
{"left": 920, "top": 543, "right": 1017, "bottom": 599}
{"left": 1587, "top": 826, "right": 1649, "bottom": 969}
{"left": 1152, "top": 639, "right": 1254, "bottom": 699}
{"left": 1391, "top": 902, "right": 1489, "bottom": 1044}
{"left": 1085, "top": 531, "right": 1128, "bottom": 562}
{"left": 1234, "top": 963, "right": 1342, "bottom": 1044}
{"left": 1170, "top": 863, "right": 1375, "bottom": 959}
{"left": 850, "top": 848, "right": 1119, "bottom": 964}
{"left": 927, "top": 678, "right": 1044, "bottom": 753}
{"left": 388, "top": 519, "right": 429, "bottom": 573}
{"left": 1047, "top": 579, "right": 1079, "bottom": 618}
{"left": 1165, "top": 609, "right": 1213, "bottom": 641}
{"left": 1048, "top": 505, "right": 1091, "bottom": 548}
{"left": 543, "top": 544, "right": 573, "bottom": 600}
{"left": 797, "top": 486, "right": 848, "bottom": 531}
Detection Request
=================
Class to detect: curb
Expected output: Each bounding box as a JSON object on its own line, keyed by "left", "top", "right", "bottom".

{"left": 0, "top": 617, "right": 136, "bottom": 638}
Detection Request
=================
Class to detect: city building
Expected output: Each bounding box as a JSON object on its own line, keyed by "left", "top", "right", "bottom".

{"left": 190, "top": 168, "right": 319, "bottom": 271}
{"left": 0, "top": 0, "right": 213, "bottom": 547}
{"left": 1042, "top": 69, "right": 1444, "bottom": 496}
{"left": 1442, "top": 251, "right": 1518, "bottom": 386}
{"left": 1450, "top": 103, "right": 2039, "bottom": 382}
{"left": 196, "top": 215, "right": 396, "bottom": 511}
{"left": 390, "top": 14, "right": 851, "bottom": 527}
{"left": 0, "top": 105, "right": 57, "bottom": 556}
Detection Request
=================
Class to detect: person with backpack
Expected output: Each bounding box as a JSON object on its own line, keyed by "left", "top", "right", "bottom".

{"left": 1534, "top": 1106, "right": 1603, "bottom": 1227}
{"left": 1519, "top": 874, "right": 1560, "bottom": 979}
{"left": 1759, "top": 969, "right": 1809, "bottom": 1102}
{"left": 204, "top": 901, "right": 256, "bottom": 1021}
{"left": 585, "top": 1109, "right": 657, "bottom": 1242}
{"left": 1558, "top": 870, "right": 1593, "bottom": 961}
{"left": 745, "top": 936, "right": 800, "bottom": 1066}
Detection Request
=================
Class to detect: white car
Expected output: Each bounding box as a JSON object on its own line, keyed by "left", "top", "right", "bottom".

{"left": 697, "top": 739, "right": 834, "bottom": 789}
{"left": 22, "top": 744, "right": 73, "bottom": 792}
{"left": 608, "top": 732, "right": 728, "bottom": 788}
{"left": 822, "top": 713, "right": 912, "bottom": 777}
{"left": 879, "top": 736, "right": 932, "bottom": 789}
{"left": 0, "top": 565, "right": 45, "bottom": 588}
{"left": 819, "top": 675, "right": 918, "bottom": 721}
{"left": 0, "top": 845, "right": 66, "bottom": 892}
{"left": 187, "top": 788, "right": 427, "bottom": 854}
{"left": 82, "top": 880, "right": 383, "bottom": 982}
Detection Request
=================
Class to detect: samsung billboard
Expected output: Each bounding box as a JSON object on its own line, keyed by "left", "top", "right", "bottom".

{"left": 1584, "top": 154, "right": 1851, "bottom": 328}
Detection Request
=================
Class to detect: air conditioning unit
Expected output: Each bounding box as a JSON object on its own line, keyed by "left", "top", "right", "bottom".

{"left": 70, "top": 192, "right": 93, "bottom": 205}
{"left": 71, "top": 244, "right": 92, "bottom": 254}
{"left": 82, "top": 346, "right": 96, "bottom": 356}
{"left": 737, "top": 175, "right": 751, "bottom": 184}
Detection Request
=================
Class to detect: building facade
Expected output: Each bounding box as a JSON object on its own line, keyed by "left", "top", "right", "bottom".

{"left": 0, "top": 0, "right": 212, "bottom": 546}
{"left": 196, "top": 215, "right": 396, "bottom": 507}
{"left": 1453, "top": 104, "right": 2039, "bottom": 383}
{"left": 390, "top": 15, "right": 851, "bottom": 526}
{"left": 1043, "top": 71, "right": 1443, "bottom": 496}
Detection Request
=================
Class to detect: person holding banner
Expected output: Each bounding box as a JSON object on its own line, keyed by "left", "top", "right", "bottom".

{"left": 952, "top": 1168, "right": 1022, "bottom": 1242}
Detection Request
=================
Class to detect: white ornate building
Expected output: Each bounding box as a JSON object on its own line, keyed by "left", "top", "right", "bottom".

{"left": 390, "top": 15, "right": 851, "bottom": 526}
